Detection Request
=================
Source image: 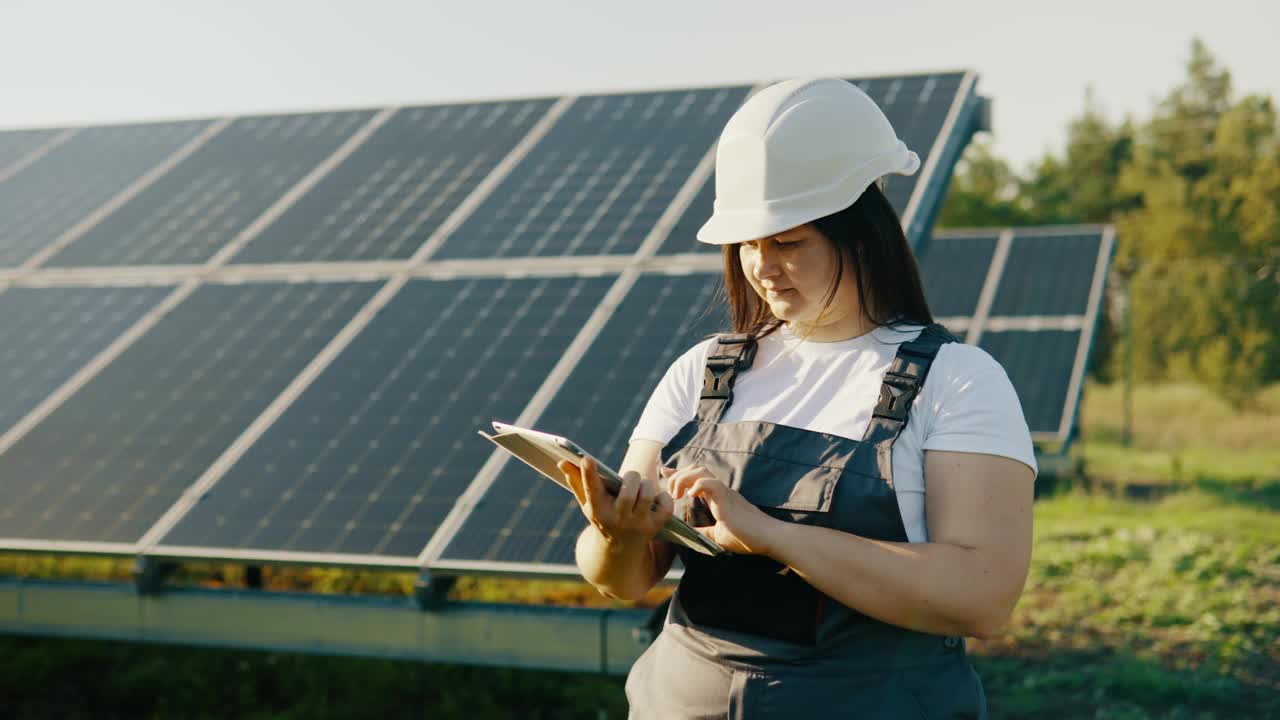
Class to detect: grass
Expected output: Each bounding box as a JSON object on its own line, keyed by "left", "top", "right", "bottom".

{"left": 974, "top": 490, "right": 1280, "bottom": 719}
{"left": 0, "top": 381, "right": 1276, "bottom": 718}
{"left": 1075, "top": 381, "right": 1280, "bottom": 486}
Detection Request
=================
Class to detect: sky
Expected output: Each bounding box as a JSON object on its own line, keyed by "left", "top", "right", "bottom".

{"left": 1, "top": 0, "right": 1277, "bottom": 171}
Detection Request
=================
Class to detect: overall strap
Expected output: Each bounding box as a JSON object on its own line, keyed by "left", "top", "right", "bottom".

{"left": 696, "top": 333, "right": 758, "bottom": 422}
{"left": 861, "top": 323, "right": 958, "bottom": 449}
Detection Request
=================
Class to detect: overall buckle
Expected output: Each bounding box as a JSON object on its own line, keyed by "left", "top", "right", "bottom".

{"left": 702, "top": 356, "right": 738, "bottom": 400}
{"left": 873, "top": 373, "right": 919, "bottom": 422}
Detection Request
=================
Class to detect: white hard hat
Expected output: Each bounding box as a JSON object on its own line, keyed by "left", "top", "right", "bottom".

{"left": 696, "top": 78, "right": 920, "bottom": 245}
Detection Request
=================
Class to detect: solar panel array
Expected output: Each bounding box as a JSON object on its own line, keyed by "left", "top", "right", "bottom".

{"left": 0, "top": 71, "right": 1109, "bottom": 578}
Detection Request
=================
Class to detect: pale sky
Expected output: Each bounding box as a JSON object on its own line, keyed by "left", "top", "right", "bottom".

{"left": 1, "top": 0, "right": 1276, "bottom": 172}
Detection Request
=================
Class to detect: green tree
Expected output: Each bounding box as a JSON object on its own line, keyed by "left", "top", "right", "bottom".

{"left": 1116, "top": 38, "right": 1280, "bottom": 404}
{"left": 935, "top": 139, "right": 1032, "bottom": 228}
{"left": 1021, "top": 88, "right": 1136, "bottom": 224}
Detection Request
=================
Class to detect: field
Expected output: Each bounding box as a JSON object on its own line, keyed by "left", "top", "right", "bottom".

{"left": 1, "top": 383, "right": 1277, "bottom": 718}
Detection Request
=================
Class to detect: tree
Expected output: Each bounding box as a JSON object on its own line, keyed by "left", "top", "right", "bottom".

{"left": 1115, "top": 39, "right": 1280, "bottom": 404}
{"left": 935, "top": 139, "right": 1032, "bottom": 228}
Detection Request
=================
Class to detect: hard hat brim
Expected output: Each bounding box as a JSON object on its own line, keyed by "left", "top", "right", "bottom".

{"left": 695, "top": 146, "right": 920, "bottom": 246}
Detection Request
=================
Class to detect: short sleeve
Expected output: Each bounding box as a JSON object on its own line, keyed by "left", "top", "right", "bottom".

{"left": 919, "top": 344, "right": 1038, "bottom": 477}
{"left": 628, "top": 339, "right": 712, "bottom": 445}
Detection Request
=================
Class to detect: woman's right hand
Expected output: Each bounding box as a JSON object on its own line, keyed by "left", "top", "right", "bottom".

{"left": 559, "top": 456, "right": 674, "bottom": 546}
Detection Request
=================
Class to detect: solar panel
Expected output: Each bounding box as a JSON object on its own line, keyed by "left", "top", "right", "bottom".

{"left": 0, "top": 128, "right": 62, "bottom": 173}
{"left": 933, "top": 225, "right": 1113, "bottom": 442}
{"left": 0, "top": 121, "right": 213, "bottom": 267}
{"left": 439, "top": 272, "right": 724, "bottom": 568}
{"left": 229, "top": 100, "right": 556, "bottom": 264}
{"left": 1, "top": 75, "right": 1115, "bottom": 586}
{"left": 0, "top": 285, "right": 171, "bottom": 435}
{"left": 990, "top": 229, "right": 1102, "bottom": 316}
{"left": 656, "top": 72, "right": 974, "bottom": 255}
{"left": 45, "top": 112, "right": 374, "bottom": 267}
{"left": 979, "top": 329, "right": 1081, "bottom": 436}
{"left": 918, "top": 232, "right": 998, "bottom": 318}
{"left": 0, "top": 281, "right": 378, "bottom": 546}
{"left": 151, "top": 275, "right": 614, "bottom": 562}
{"left": 433, "top": 87, "right": 750, "bottom": 260}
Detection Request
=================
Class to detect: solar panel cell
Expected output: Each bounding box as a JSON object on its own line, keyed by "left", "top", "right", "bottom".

{"left": 991, "top": 231, "right": 1102, "bottom": 316}
{"left": 434, "top": 88, "right": 750, "bottom": 259}
{"left": 0, "top": 281, "right": 379, "bottom": 544}
{"left": 46, "top": 112, "right": 374, "bottom": 267}
{"left": 156, "top": 275, "right": 614, "bottom": 560}
{"left": 918, "top": 234, "right": 998, "bottom": 317}
{"left": 0, "top": 122, "right": 212, "bottom": 267}
{"left": 441, "top": 273, "right": 724, "bottom": 565}
{"left": 0, "top": 286, "right": 170, "bottom": 436}
{"left": 0, "top": 128, "right": 61, "bottom": 173}
{"left": 979, "top": 329, "right": 1081, "bottom": 436}
{"left": 230, "top": 101, "right": 555, "bottom": 263}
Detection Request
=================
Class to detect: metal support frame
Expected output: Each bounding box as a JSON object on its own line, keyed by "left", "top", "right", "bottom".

{"left": 132, "top": 557, "right": 179, "bottom": 595}
{"left": 1, "top": 577, "right": 653, "bottom": 675}
{"left": 413, "top": 571, "right": 457, "bottom": 611}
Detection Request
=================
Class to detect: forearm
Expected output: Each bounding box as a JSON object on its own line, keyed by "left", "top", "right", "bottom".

{"left": 767, "top": 522, "right": 1022, "bottom": 638}
{"left": 575, "top": 524, "right": 662, "bottom": 602}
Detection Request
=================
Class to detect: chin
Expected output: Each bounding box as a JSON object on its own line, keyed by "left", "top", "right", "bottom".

{"left": 768, "top": 303, "right": 807, "bottom": 322}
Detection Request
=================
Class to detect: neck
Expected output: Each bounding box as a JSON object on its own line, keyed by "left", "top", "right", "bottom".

{"left": 787, "top": 310, "right": 876, "bottom": 342}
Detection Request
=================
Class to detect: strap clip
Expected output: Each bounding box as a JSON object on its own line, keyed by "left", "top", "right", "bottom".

{"left": 699, "top": 335, "right": 757, "bottom": 402}
{"left": 873, "top": 372, "right": 920, "bottom": 422}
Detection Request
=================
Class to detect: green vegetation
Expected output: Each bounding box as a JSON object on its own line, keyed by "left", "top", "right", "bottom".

{"left": 3, "top": 482, "right": 1275, "bottom": 719}
{"left": 938, "top": 38, "right": 1280, "bottom": 405}
{"left": 977, "top": 491, "right": 1279, "bottom": 719}
{"left": 1073, "top": 381, "right": 1280, "bottom": 497}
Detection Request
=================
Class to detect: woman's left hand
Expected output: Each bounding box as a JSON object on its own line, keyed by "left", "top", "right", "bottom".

{"left": 662, "top": 465, "right": 780, "bottom": 556}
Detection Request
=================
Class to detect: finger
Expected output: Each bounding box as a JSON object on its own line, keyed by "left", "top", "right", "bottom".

{"left": 558, "top": 460, "right": 587, "bottom": 507}
{"left": 669, "top": 465, "right": 712, "bottom": 499}
{"left": 646, "top": 490, "right": 675, "bottom": 532}
{"left": 577, "top": 458, "right": 616, "bottom": 526}
{"left": 653, "top": 489, "right": 674, "bottom": 515}
{"left": 613, "top": 472, "right": 641, "bottom": 518}
{"left": 632, "top": 478, "right": 658, "bottom": 516}
{"left": 687, "top": 477, "right": 724, "bottom": 508}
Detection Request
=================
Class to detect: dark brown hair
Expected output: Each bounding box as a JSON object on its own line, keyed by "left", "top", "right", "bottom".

{"left": 720, "top": 183, "right": 934, "bottom": 337}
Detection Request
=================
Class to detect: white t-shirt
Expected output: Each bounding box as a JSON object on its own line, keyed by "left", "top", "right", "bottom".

{"left": 630, "top": 323, "right": 1037, "bottom": 543}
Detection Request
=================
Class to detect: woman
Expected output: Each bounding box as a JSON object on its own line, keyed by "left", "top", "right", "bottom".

{"left": 558, "top": 78, "right": 1035, "bottom": 719}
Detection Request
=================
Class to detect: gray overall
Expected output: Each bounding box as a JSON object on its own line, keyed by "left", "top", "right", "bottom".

{"left": 626, "top": 324, "right": 988, "bottom": 719}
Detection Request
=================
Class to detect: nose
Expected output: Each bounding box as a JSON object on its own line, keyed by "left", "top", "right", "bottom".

{"left": 752, "top": 241, "right": 782, "bottom": 280}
